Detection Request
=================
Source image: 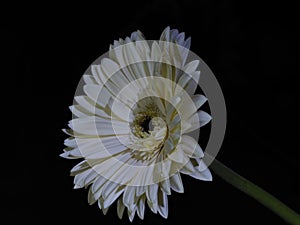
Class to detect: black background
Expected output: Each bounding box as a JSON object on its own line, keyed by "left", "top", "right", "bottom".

{"left": 2, "top": 1, "right": 300, "bottom": 224}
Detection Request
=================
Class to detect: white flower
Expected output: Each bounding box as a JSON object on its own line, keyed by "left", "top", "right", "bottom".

{"left": 61, "top": 27, "right": 212, "bottom": 221}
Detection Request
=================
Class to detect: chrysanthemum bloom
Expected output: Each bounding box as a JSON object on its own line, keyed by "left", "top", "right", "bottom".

{"left": 61, "top": 27, "right": 212, "bottom": 221}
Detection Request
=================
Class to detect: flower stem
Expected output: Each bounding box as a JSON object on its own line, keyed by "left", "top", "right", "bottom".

{"left": 210, "top": 159, "right": 300, "bottom": 225}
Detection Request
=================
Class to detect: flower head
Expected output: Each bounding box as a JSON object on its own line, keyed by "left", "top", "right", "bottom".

{"left": 61, "top": 27, "right": 212, "bottom": 221}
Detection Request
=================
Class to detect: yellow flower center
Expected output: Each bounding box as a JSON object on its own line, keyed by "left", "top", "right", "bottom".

{"left": 130, "top": 112, "right": 168, "bottom": 161}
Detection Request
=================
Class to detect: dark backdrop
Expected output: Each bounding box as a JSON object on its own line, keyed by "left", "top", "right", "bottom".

{"left": 2, "top": 1, "right": 300, "bottom": 224}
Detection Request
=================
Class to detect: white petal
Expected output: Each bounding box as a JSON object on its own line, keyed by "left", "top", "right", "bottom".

{"left": 159, "top": 26, "right": 170, "bottom": 41}
{"left": 199, "top": 110, "right": 212, "bottom": 127}
{"left": 137, "top": 195, "right": 146, "bottom": 220}
{"left": 60, "top": 148, "right": 82, "bottom": 159}
{"left": 99, "top": 60, "right": 129, "bottom": 98}
{"left": 123, "top": 42, "right": 145, "bottom": 76}
{"left": 101, "top": 58, "right": 120, "bottom": 81}
{"left": 98, "top": 198, "right": 109, "bottom": 215}
{"left": 185, "top": 71, "right": 201, "bottom": 95}
{"left": 100, "top": 78, "right": 121, "bottom": 98}
{"left": 92, "top": 176, "right": 107, "bottom": 193}
{"left": 117, "top": 199, "right": 125, "bottom": 219}
{"left": 123, "top": 186, "right": 136, "bottom": 209}
{"left": 103, "top": 184, "right": 124, "bottom": 208}
{"left": 184, "top": 37, "right": 191, "bottom": 49}
{"left": 122, "top": 44, "right": 150, "bottom": 91}
{"left": 180, "top": 160, "right": 196, "bottom": 174}
{"left": 192, "top": 94, "right": 207, "bottom": 109}
{"left": 83, "top": 84, "right": 113, "bottom": 108}
{"left": 129, "top": 165, "right": 153, "bottom": 189}
{"left": 167, "top": 114, "right": 181, "bottom": 133}
{"left": 170, "top": 29, "right": 179, "bottom": 41}
{"left": 70, "top": 160, "right": 90, "bottom": 175}
{"left": 146, "top": 184, "right": 158, "bottom": 204}
{"left": 189, "top": 168, "right": 212, "bottom": 181}
{"left": 128, "top": 207, "right": 137, "bottom": 222}
{"left": 102, "top": 182, "right": 118, "bottom": 200}
{"left": 183, "top": 110, "right": 211, "bottom": 133}
{"left": 74, "top": 96, "right": 108, "bottom": 118}
{"left": 157, "top": 190, "right": 168, "bottom": 218}
{"left": 170, "top": 173, "right": 184, "bottom": 193}
{"left": 169, "top": 148, "right": 189, "bottom": 164}
{"left": 69, "top": 116, "right": 129, "bottom": 136}
{"left": 151, "top": 41, "right": 162, "bottom": 62}
{"left": 96, "top": 153, "right": 146, "bottom": 186}
{"left": 124, "top": 36, "right": 132, "bottom": 44}
{"left": 160, "top": 178, "right": 171, "bottom": 195}
{"left": 194, "top": 158, "right": 209, "bottom": 172}
{"left": 130, "top": 30, "right": 145, "bottom": 41}
{"left": 111, "top": 46, "right": 136, "bottom": 82}
{"left": 74, "top": 169, "right": 92, "bottom": 188}
{"left": 136, "top": 186, "right": 146, "bottom": 197}
{"left": 174, "top": 93, "right": 199, "bottom": 121}
{"left": 102, "top": 207, "right": 109, "bottom": 215}
{"left": 107, "top": 97, "right": 131, "bottom": 122}
{"left": 64, "top": 137, "right": 76, "bottom": 147}
{"left": 147, "top": 199, "right": 158, "bottom": 214}
{"left": 88, "top": 187, "right": 97, "bottom": 205}
{"left": 83, "top": 74, "right": 97, "bottom": 85}
{"left": 99, "top": 135, "right": 129, "bottom": 151}
{"left": 83, "top": 169, "right": 99, "bottom": 187}
{"left": 135, "top": 40, "right": 150, "bottom": 61}
{"left": 103, "top": 66, "right": 126, "bottom": 92}
{"left": 180, "top": 135, "right": 204, "bottom": 158}
{"left": 70, "top": 105, "right": 93, "bottom": 118}
{"left": 176, "top": 32, "right": 185, "bottom": 45}
{"left": 177, "top": 73, "right": 194, "bottom": 90}
{"left": 158, "top": 61, "right": 174, "bottom": 81}
{"left": 157, "top": 158, "right": 172, "bottom": 180}
{"left": 76, "top": 138, "right": 127, "bottom": 159}
{"left": 91, "top": 65, "right": 104, "bottom": 85}
{"left": 183, "top": 60, "right": 199, "bottom": 74}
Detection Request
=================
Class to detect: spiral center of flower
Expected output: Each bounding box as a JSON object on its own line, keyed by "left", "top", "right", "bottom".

{"left": 129, "top": 108, "right": 168, "bottom": 161}
{"left": 140, "top": 117, "right": 152, "bottom": 133}
{"left": 128, "top": 96, "right": 181, "bottom": 161}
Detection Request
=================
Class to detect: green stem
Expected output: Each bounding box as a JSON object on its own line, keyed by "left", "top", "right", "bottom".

{"left": 210, "top": 159, "right": 300, "bottom": 225}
